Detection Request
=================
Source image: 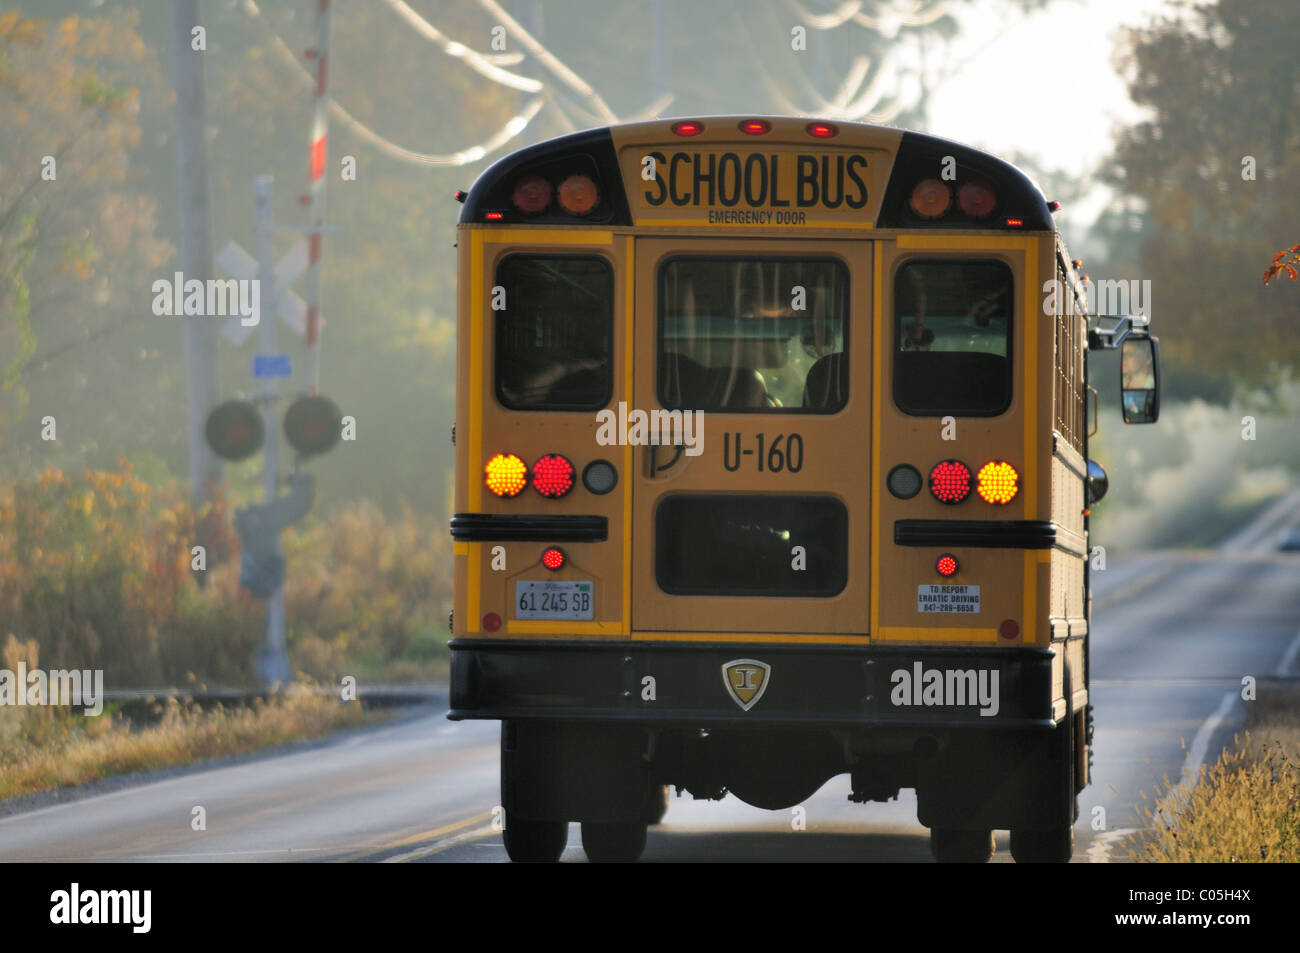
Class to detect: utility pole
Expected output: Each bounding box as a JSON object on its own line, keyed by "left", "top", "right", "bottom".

{"left": 168, "top": 0, "right": 222, "bottom": 509}
{"left": 254, "top": 176, "right": 290, "bottom": 686}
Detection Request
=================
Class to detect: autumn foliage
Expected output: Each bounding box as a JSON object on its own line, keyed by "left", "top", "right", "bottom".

{"left": 0, "top": 462, "right": 451, "bottom": 688}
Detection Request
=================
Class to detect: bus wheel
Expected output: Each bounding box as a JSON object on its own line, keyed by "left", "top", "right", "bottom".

{"left": 502, "top": 817, "right": 568, "bottom": 863}
{"left": 582, "top": 821, "right": 648, "bottom": 862}
{"left": 929, "top": 828, "right": 995, "bottom": 863}
{"left": 644, "top": 785, "right": 670, "bottom": 826}
{"left": 1010, "top": 825, "right": 1073, "bottom": 863}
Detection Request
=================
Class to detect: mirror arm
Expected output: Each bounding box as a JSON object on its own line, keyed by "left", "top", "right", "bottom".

{"left": 1088, "top": 315, "right": 1150, "bottom": 351}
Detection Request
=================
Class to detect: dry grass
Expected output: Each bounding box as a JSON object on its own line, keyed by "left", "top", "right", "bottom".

{"left": 1129, "top": 683, "right": 1300, "bottom": 862}
{"left": 0, "top": 686, "right": 377, "bottom": 800}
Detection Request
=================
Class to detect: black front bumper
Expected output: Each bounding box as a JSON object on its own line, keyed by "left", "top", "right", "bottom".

{"left": 449, "top": 639, "right": 1058, "bottom": 729}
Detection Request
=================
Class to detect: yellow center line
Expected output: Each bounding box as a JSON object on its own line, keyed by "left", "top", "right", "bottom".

{"left": 334, "top": 810, "right": 495, "bottom": 863}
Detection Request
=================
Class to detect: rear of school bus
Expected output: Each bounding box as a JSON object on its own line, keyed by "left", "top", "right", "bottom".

{"left": 449, "top": 116, "right": 1088, "bottom": 863}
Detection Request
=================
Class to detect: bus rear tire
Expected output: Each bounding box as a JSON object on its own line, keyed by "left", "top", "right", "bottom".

{"left": 644, "top": 785, "right": 670, "bottom": 825}
{"left": 1010, "top": 825, "right": 1073, "bottom": 863}
{"left": 582, "top": 821, "right": 647, "bottom": 862}
{"left": 503, "top": 817, "right": 568, "bottom": 863}
{"left": 930, "top": 828, "right": 995, "bottom": 863}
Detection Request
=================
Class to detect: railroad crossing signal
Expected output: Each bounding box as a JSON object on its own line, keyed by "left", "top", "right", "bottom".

{"left": 215, "top": 238, "right": 319, "bottom": 346}
{"left": 204, "top": 399, "right": 264, "bottom": 461}
{"left": 283, "top": 394, "right": 343, "bottom": 457}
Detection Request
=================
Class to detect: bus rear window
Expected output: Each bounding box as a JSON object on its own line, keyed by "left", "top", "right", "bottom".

{"left": 658, "top": 258, "right": 848, "bottom": 413}
{"left": 894, "top": 259, "right": 1013, "bottom": 416}
{"left": 495, "top": 255, "right": 613, "bottom": 410}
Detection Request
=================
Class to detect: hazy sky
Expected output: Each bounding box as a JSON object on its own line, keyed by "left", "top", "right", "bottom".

{"left": 928, "top": 0, "right": 1179, "bottom": 238}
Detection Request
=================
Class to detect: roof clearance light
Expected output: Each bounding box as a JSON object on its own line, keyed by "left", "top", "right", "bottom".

{"left": 557, "top": 174, "right": 599, "bottom": 216}
{"left": 484, "top": 211, "right": 505, "bottom": 221}
{"left": 806, "top": 121, "right": 838, "bottom": 138}
{"left": 671, "top": 120, "right": 704, "bottom": 136}
{"left": 1005, "top": 217, "right": 1023, "bottom": 227}
{"left": 935, "top": 553, "right": 959, "bottom": 577}
{"left": 957, "top": 180, "right": 997, "bottom": 218}
{"left": 542, "top": 547, "right": 566, "bottom": 571}
{"left": 511, "top": 174, "right": 552, "bottom": 214}
{"left": 910, "top": 178, "right": 951, "bottom": 219}
{"left": 739, "top": 119, "right": 771, "bottom": 135}
{"left": 485, "top": 452, "right": 528, "bottom": 497}
{"left": 531, "top": 454, "right": 575, "bottom": 498}
{"left": 929, "top": 460, "right": 973, "bottom": 504}
{"left": 976, "top": 461, "right": 1019, "bottom": 504}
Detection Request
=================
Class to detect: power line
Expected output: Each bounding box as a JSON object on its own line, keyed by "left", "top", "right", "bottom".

{"left": 242, "top": 0, "right": 544, "bottom": 167}
{"left": 380, "top": 0, "right": 543, "bottom": 93}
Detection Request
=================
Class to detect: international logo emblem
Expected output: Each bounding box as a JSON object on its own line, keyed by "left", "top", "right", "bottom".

{"left": 722, "top": 659, "right": 771, "bottom": 712}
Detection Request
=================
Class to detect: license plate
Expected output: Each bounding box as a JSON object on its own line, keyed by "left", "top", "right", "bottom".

{"left": 515, "top": 580, "right": 594, "bottom": 620}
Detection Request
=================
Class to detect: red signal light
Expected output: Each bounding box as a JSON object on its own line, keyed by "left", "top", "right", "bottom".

{"left": 511, "top": 174, "right": 552, "bottom": 214}
{"left": 542, "top": 547, "right": 566, "bottom": 571}
{"left": 806, "top": 121, "right": 838, "bottom": 138}
{"left": 1005, "top": 217, "right": 1023, "bottom": 227}
{"left": 484, "top": 211, "right": 504, "bottom": 221}
{"left": 485, "top": 453, "right": 528, "bottom": 497}
{"left": 957, "top": 180, "right": 997, "bottom": 218}
{"left": 738, "top": 119, "right": 771, "bottom": 135}
{"left": 929, "top": 460, "right": 972, "bottom": 504}
{"left": 531, "top": 454, "right": 575, "bottom": 498}
{"left": 671, "top": 120, "right": 704, "bottom": 136}
{"left": 935, "top": 553, "right": 959, "bottom": 577}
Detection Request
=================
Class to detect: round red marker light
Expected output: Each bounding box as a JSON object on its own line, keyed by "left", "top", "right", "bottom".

{"left": 483, "top": 612, "right": 502, "bottom": 632}
{"left": 929, "top": 460, "right": 973, "bottom": 504}
{"left": 936, "top": 554, "right": 959, "bottom": 577}
{"left": 999, "top": 619, "right": 1020, "bottom": 640}
{"left": 542, "top": 547, "right": 566, "bottom": 571}
{"left": 531, "top": 454, "right": 575, "bottom": 498}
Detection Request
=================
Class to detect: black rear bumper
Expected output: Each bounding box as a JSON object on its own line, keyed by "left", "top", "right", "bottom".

{"left": 449, "top": 639, "right": 1058, "bottom": 729}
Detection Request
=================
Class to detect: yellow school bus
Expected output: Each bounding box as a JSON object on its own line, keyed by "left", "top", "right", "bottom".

{"left": 448, "top": 116, "right": 1161, "bottom": 863}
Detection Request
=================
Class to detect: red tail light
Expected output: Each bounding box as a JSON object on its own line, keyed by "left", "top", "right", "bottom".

{"left": 485, "top": 452, "right": 528, "bottom": 497}
{"left": 929, "top": 460, "right": 972, "bottom": 504}
{"left": 542, "top": 547, "right": 566, "bottom": 571}
{"left": 531, "top": 454, "right": 575, "bottom": 498}
{"left": 935, "top": 553, "right": 959, "bottom": 577}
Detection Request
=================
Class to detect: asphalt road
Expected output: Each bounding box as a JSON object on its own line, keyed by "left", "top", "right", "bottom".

{"left": 2, "top": 507, "right": 1298, "bottom": 863}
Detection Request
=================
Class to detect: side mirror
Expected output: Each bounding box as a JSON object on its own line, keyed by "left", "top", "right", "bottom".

{"left": 1120, "top": 334, "right": 1160, "bottom": 424}
{"left": 1086, "top": 459, "right": 1108, "bottom": 504}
